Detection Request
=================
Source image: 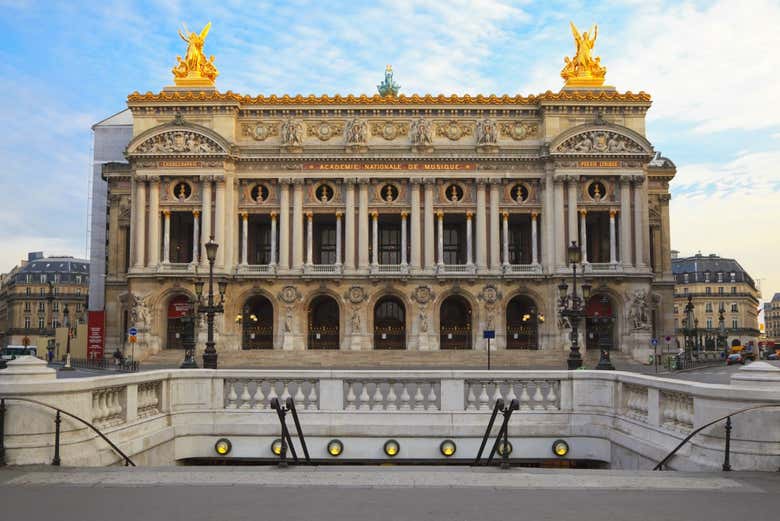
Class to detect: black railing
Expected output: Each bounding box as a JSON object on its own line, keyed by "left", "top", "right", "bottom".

{"left": 654, "top": 404, "right": 780, "bottom": 471}
{"left": 69, "top": 357, "right": 139, "bottom": 373}
{"left": 0, "top": 396, "right": 135, "bottom": 467}
{"left": 474, "top": 398, "right": 519, "bottom": 469}
{"left": 270, "top": 397, "right": 311, "bottom": 467}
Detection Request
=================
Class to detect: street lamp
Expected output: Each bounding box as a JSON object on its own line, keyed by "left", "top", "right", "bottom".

{"left": 683, "top": 295, "right": 695, "bottom": 361}
{"left": 194, "top": 237, "right": 226, "bottom": 369}
{"left": 717, "top": 308, "right": 727, "bottom": 354}
{"left": 558, "top": 241, "right": 591, "bottom": 370}
{"left": 60, "top": 304, "right": 74, "bottom": 371}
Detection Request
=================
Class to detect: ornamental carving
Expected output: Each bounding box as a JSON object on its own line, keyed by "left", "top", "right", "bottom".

{"left": 411, "top": 285, "right": 434, "bottom": 305}
{"left": 278, "top": 286, "right": 302, "bottom": 305}
{"left": 308, "top": 121, "right": 345, "bottom": 141}
{"left": 475, "top": 119, "right": 498, "bottom": 146}
{"left": 436, "top": 120, "right": 472, "bottom": 141}
{"left": 280, "top": 118, "right": 304, "bottom": 147}
{"left": 344, "top": 118, "right": 368, "bottom": 145}
{"left": 555, "top": 130, "right": 644, "bottom": 154}
{"left": 345, "top": 286, "right": 368, "bottom": 305}
{"left": 241, "top": 122, "right": 278, "bottom": 141}
{"left": 626, "top": 289, "right": 651, "bottom": 330}
{"left": 499, "top": 121, "right": 538, "bottom": 141}
{"left": 410, "top": 118, "right": 433, "bottom": 146}
{"left": 134, "top": 131, "right": 224, "bottom": 154}
{"left": 478, "top": 284, "right": 501, "bottom": 305}
{"left": 371, "top": 121, "right": 409, "bottom": 141}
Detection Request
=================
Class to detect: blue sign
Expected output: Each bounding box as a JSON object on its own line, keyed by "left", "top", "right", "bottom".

{"left": 651, "top": 338, "right": 658, "bottom": 347}
{"left": 483, "top": 330, "right": 495, "bottom": 339}
{"left": 128, "top": 327, "right": 138, "bottom": 336}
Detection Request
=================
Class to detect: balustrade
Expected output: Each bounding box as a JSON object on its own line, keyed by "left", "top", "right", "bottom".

{"left": 464, "top": 379, "right": 560, "bottom": 411}
{"left": 621, "top": 383, "right": 649, "bottom": 422}
{"left": 91, "top": 386, "right": 126, "bottom": 427}
{"left": 136, "top": 381, "right": 161, "bottom": 418}
{"left": 343, "top": 380, "right": 440, "bottom": 411}
{"left": 224, "top": 379, "right": 319, "bottom": 411}
{"left": 660, "top": 391, "right": 694, "bottom": 431}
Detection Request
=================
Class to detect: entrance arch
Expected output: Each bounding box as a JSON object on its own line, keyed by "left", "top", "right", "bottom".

{"left": 308, "top": 295, "right": 340, "bottom": 349}
{"left": 374, "top": 296, "right": 406, "bottom": 349}
{"left": 166, "top": 295, "right": 193, "bottom": 349}
{"left": 585, "top": 294, "right": 616, "bottom": 352}
{"left": 506, "top": 295, "right": 539, "bottom": 349}
{"left": 440, "top": 295, "right": 472, "bottom": 349}
{"left": 241, "top": 295, "right": 274, "bottom": 349}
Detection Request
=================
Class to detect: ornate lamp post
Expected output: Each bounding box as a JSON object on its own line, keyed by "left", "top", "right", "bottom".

{"left": 683, "top": 295, "right": 695, "bottom": 361}
{"left": 558, "top": 241, "right": 591, "bottom": 370}
{"left": 194, "top": 237, "right": 226, "bottom": 369}
{"left": 60, "top": 304, "right": 74, "bottom": 371}
{"left": 717, "top": 308, "right": 727, "bottom": 354}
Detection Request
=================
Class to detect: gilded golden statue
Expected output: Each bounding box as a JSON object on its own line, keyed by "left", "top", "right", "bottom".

{"left": 172, "top": 22, "right": 218, "bottom": 87}
{"left": 561, "top": 22, "right": 607, "bottom": 87}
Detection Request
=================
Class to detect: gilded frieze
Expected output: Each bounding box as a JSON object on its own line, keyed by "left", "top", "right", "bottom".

{"left": 499, "top": 121, "right": 539, "bottom": 141}
{"left": 370, "top": 121, "right": 409, "bottom": 141}
{"left": 241, "top": 122, "right": 279, "bottom": 141}
{"left": 435, "top": 121, "right": 473, "bottom": 141}
{"left": 308, "top": 121, "right": 345, "bottom": 141}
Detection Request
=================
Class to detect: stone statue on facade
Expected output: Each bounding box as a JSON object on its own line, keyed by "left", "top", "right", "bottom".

{"left": 419, "top": 310, "right": 429, "bottom": 333}
{"left": 172, "top": 22, "right": 218, "bottom": 86}
{"left": 561, "top": 21, "right": 606, "bottom": 87}
{"left": 377, "top": 65, "right": 401, "bottom": 97}
{"left": 345, "top": 118, "right": 368, "bottom": 145}
{"left": 627, "top": 289, "right": 651, "bottom": 330}
{"left": 476, "top": 118, "right": 498, "bottom": 146}
{"left": 351, "top": 312, "right": 361, "bottom": 333}
{"left": 130, "top": 293, "right": 151, "bottom": 330}
{"left": 410, "top": 118, "right": 433, "bottom": 147}
{"left": 281, "top": 118, "right": 304, "bottom": 148}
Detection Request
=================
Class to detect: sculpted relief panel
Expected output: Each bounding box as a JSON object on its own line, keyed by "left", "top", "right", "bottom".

{"left": 555, "top": 130, "right": 645, "bottom": 154}
{"left": 134, "top": 130, "right": 225, "bottom": 154}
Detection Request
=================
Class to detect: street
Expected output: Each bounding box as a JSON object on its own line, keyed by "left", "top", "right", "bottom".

{"left": 662, "top": 360, "right": 780, "bottom": 384}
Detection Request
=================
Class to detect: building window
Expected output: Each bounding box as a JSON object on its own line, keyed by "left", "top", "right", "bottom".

{"left": 706, "top": 319, "right": 713, "bottom": 329}
{"left": 705, "top": 287, "right": 711, "bottom": 295}
{"left": 683, "top": 274, "right": 689, "bottom": 283}
{"left": 674, "top": 318, "right": 678, "bottom": 330}
{"left": 704, "top": 272, "right": 710, "bottom": 283}
{"left": 24, "top": 317, "right": 31, "bottom": 329}
{"left": 39, "top": 288, "right": 45, "bottom": 296}
{"left": 76, "top": 288, "right": 81, "bottom": 296}
{"left": 731, "top": 287, "right": 737, "bottom": 294}
{"left": 76, "top": 303, "right": 82, "bottom": 313}
{"left": 732, "top": 319, "right": 738, "bottom": 329}
{"left": 730, "top": 272, "right": 736, "bottom": 282}
{"left": 25, "top": 274, "right": 31, "bottom": 283}
{"left": 673, "top": 306, "right": 678, "bottom": 314}
{"left": 717, "top": 272, "right": 723, "bottom": 282}
{"left": 40, "top": 274, "right": 46, "bottom": 283}
{"left": 37, "top": 302, "right": 45, "bottom": 312}
{"left": 54, "top": 286, "right": 59, "bottom": 295}
{"left": 719, "top": 303, "right": 725, "bottom": 312}
{"left": 53, "top": 273, "right": 59, "bottom": 283}
{"left": 683, "top": 288, "right": 688, "bottom": 294}
{"left": 731, "top": 303, "right": 738, "bottom": 312}
{"left": 718, "top": 287, "right": 724, "bottom": 294}
{"left": 75, "top": 275, "right": 82, "bottom": 284}
{"left": 51, "top": 318, "right": 59, "bottom": 328}
{"left": 24, "top": 302, "right": 31, "bottom": 312}
{"left": 38, "top": 317, "right": 45, "bottom": 329}
{"left": 53, "top": 302, "right": 59, "bottom": 312}
{"left": 26, "top": 287, "right": 31, "bottom": 296}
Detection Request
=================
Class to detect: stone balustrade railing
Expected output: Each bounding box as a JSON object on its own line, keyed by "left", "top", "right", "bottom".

{"left": 1, "top": 360, "right": 778, "bottom": 470}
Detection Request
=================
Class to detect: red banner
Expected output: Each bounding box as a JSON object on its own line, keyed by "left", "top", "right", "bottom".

{"left": 168, "top": 296, "right": 192, "bottom": 318}
{"left": 87, "top": 311, "right": 105, "bottom": 360}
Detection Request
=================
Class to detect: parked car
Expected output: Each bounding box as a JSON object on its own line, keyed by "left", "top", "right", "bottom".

{"left": 726, "top": 353, "right": 744, "bottom": 366}
{"left": 768, "top": 352, "right": 779, "bottom": 361}
{"left": 0, "top": 345, "right": 38, "bottom": 361}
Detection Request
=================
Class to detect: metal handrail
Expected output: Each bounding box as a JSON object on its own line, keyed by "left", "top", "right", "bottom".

{"left": 653, "top": 404, "right": 780, "bottom": 471}
{"left": 474, "top": 398, "right": 519, "bottom": 468}
{"left": 0, "top": 396, "right": 135, "bottom": 466}
{"left": 270, "top": 397, "right": 311, "bottom": 466}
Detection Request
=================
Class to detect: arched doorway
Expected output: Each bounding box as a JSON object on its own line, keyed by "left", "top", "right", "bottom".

{"left": 440, "top": 295, "right": 472, "bottom": 349}
{"left": 308, "top": 295, "right": 339, "bottom": 349}
{"left": 166, "top": 295, "right": 193, "bottom": 349}
{"left": 585, "top": 294, "right": 616, "bottom": 352}
{"left": 374, "top": 296, "right": 405, "bottom": 349}
{"left": 506, "top": 295, "right": 540, "bottom": 349}
{"left": 241, "top": 295, "right": 274, "bottom": 349}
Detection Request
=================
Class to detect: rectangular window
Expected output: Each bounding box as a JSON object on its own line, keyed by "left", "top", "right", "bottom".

{"left": 40, "top": 274, "right": 46, "bottom": 283}
{"left": 731, "top": 287, "right": 736, "bottom": 294}
{"left": 75, "top": 275, "right": 82, "bottom": 284}
{"left": 683, "top": 288, "right": 688, "bottom": 294}
{"left": 24, "top": 317, "right": 31, "bottom": 329}
{"left": 315, "top": 224, "right": 338, "bottom": 265}
{"left": 705, "top": 302, "right": 713, "bottom": 312}
{"left": 732, "top": 319, "right": 738, "bottom": 329}
{"left": 704, "top": 272, "right": 710, "bottom": 283}
{"left": 39, "top": 288, "right": 45, "bottom": 296}
{"left": 706, "top": 319, "right": 713, "bottom": 329}
{"left": 38, "top": 317, "right": 45, "bottom": 329}
{"left": 443, "top": 222, "right": 466, "bottom": 265}
{"left": 705, "top": 287, "right": 711, "bottom": 295}
{"left": 76, "top": 303, "right": 82, "bottom": 313}
{"left": 24, "top": 302, "right": 31, "bottom": 312}
{"left": 718, "top": 287, "right": 724, "bottom": 294}
{"left": 53, "top": 302, "right": 59, "bottom": 312}
{"left": 673, "top": 306, "right": 678, "bottom": 314}
{"left": 683, "top": 274, "right": 689, "bottom": 283}
{"left": 76, "top": 288, "right": 81, "bottom": 296}
{"left": 674, "top": 318, "right": 678, "bottom": 330}
{"left": 731, "top": 303, "right": 738, "bottom": 312}
{"left": 25, "top": 274, "right": 31, "bottom": 283}
{"left": 717, "top": 272, "right": 723, "bottom": 282}
{"left": 37, "top": 302, "right": 45, "bottom": 312}
{"left": 730, "top": 272, "right": 736, "bottom": 282}
{"left": 26, "top": 287, "right": 31, "bottom": 296}
{"left": 378, "top": 225, "right": 401, "bottom": 265}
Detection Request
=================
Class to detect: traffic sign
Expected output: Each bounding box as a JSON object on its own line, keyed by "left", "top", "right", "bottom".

{"left": 651, "top": 338, "right": 658, "bottom": 347}
{"left": 664, "top": 335, "right": 672, "bottom": 344}
{"left": 483, "top": 330, "right": 495, "bottom": 339}
{"left": 128, "top": 327, "right": 138, "bottom": 336}
{"left": 129, "top": 335, "right": 137, "bottom": 344}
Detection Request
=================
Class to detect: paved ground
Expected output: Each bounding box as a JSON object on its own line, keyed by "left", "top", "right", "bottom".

{"left": 1, "top": 466, "right": 778, "bottom": 521}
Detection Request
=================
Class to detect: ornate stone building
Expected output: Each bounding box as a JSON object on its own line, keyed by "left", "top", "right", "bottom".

{"left": 100, "top": 25, "right": 676, "bottom": 363}
{"left": 762, "top": 293, "right": 780, "bottom": 342}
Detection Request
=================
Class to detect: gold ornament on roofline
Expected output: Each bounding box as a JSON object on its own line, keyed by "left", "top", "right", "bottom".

{"left": 561, "top": 22, "right": 607, "bottom": 88}
{"left": 172, "top": 22, "right": 218, "bottom": 87}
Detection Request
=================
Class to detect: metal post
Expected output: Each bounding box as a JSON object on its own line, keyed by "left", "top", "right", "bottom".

{"left": 722, "top": 416, "right": 732, "bottom": 471}
{"left": 0, "top": 398, "right": 5, "bottom": 466}
{"left": 203, "top": 255, "right": 218, "bottom": 369}
{"left": 487, "top": 337, "right": 491, "bottom": 371}
{"left": 52, "top": 410, "right": 61, "bottom": 466}
{"left": 500, "top": 417, "right": 510, "bottom": 469}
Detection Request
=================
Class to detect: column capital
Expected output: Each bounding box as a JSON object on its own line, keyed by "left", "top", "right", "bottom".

{"left": 502, "top": 210, "right": 509, "bottom": 220}
{"left": 436, "top": 209, "right": 444, "bottom": 219}
{"left": 488, "top": 177, "right": 503, "bottom": 185}
{"left": 631, "top": 174, "right": 646, "bottom": 185}
{"left": 531, "top": 211, "right": 538, "bottom": 220}
{"left": 410, "top": 177, "right": 425, "bottom": 185}
{"left": 148, "top": 175, "right": 161, "bottom": 184}
{"left": 193, "top": 210, "right": 200, "bottom": 218}
{"left": 619, "top": 175, "right": 632, "bottom": 186}
{"left": 475, "top": 178, "right": 489, "bottom": 186}
{"left": 466, "top": 211, "right": 474, "bottom": 219}
{"left": 357, "top": 178, "right": 372, "bottom": 185}
{"left": 579, "top": 208, "right": 587, "bottom": 217}
{"left": 241, "top": 211, "right": 248, "bottom": 220}
{"left": 270, "top": 211, "right": 278, "bottom": 219}
{"left": 609, "top": 209, "right": 618, "bottom": 217}
{"left": 162, "top": 209, "right": 170, "bottom": 217}
{"left": 335, "top": 210, "right": 343, "bottom": 218}
{"left": 370, "top": 210, "right": 379, "bottom": 219}
{"left": 658, "top": 193, "right": 672, "bottom": 203}
{"left": 305, "top": 210, "right": 313, "bottom": 219}
{"left": 400, "top": 211, "right": 408, "bottom": 218}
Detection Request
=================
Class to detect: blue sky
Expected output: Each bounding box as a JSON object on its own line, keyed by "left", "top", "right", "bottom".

{"left": 0, "top": 0, "right": 779, "bottom": 305}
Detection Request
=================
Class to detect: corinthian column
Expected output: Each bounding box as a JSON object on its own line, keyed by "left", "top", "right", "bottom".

{"left": 553, "top": 177, "right": 565, "bottom": 268}
{"left": 620, "top": 177, "right": 632, "bottom": 269}
{"left": 358, "top": 181, "right": 369, "bottom": 270}
{"left": 344, "top": 181, "right": 355, "bottom": 270}
{"left": 162, "top": 209, "right": 171, "bottom": 264}
{"left": 609, "top": 209, "right": 617, "bottom": 265}
{"left": 278, "top": 181, "right": 290, "bottom": 269}
{"left": 214, "top": 177, "right": 226, "bottom": 267}
{"left": 192, "top": 210, "right": 200, "bottom": 263}
{"left": 476, "top": 182, "right": 487, "bottom": 269}
{"left": 306, "top": 211, "right": 313, "bottom": 266}
{"left": 270, "top": 211, "right": 277, "bottom": 266}
{"left": 579, "top": 209, "right": 588, "bottom": 263}
{"left": 241, "top": 212, "right": 248, "bottom": 265}
{"left": 410, "top": 181, "right": 421, "bottom": 270}
{"left": 292, "top": 181, "right": 304, "bottom": 270}
{"left": 489, "top": 182, "right": 501, "bottom": 270}
{"left": 371, "top": 210, "right": 379, "bottom": 266}
{"left": 424, "top": 182, "right": 435, "bottom": 269}
{"left": 531, "top": 211, "right": 539, "bottom": 265}
{"left": 401, "top": 211, "right": 408, "bottom": 267}
{"left": 466, "top": 211, "right": 474, "bottom": 266}
{"left": 148, "top": 179, "right": 160, "bottom": 267}
{"left": 567, "top": 176, "right": 579, "bottom": 252}
{"left": 633, "top": 176, "right": 647, "bottom": 268}
{"left": 502, "top": 211, "right": 510, "bottom": 266}
{"left": 200, "top": 178, "right": 212, "bottom": 268}
{"left": 335, "top": 211, "right": 342, "bottom": 266}
{"left": 437, "top": 210, "right": 444, "bottom": 266}
{"left": 133, "top": 179, "right": 146, "bottom": 268}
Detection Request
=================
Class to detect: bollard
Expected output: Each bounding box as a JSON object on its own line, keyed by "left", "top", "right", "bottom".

{"left": 722, "top": 416, "right": 732, "bottom": 471}
{"left": 52, "top": 410, "right": 61, "bottom": 466}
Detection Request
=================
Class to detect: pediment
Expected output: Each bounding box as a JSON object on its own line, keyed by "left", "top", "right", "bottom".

{"left": 127, "top": 125, "right": 229, "bottom": 157}
{"left": 551, "top": 125, "right": 652, "bottom": 156}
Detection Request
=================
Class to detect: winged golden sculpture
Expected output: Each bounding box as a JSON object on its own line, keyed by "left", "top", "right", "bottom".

{"left": 561, "top": 22, "right": 607, "bottom": 87}
{"left": 172, "top": 22, "right": 218, "bottom": 87}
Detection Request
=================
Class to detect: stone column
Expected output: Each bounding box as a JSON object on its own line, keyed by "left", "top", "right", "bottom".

{"left": 531, "top": 211, "right": 539, "bottom": 265}
{"left": 270, "top": 211, "right": 277, "bottom": 266}
{"left": 344, "top": 181, "right": 356, "bottom": 270}
{"left": 148, "top": 179, "right": 160, "bottom": 267}
{"left": 476, "top": 182, "right": 487, "bottom": 270}
{"left": 401, "top": 211, "right": 408, "bottom": 267}
{"left": 553, "top": 177, "right": 565, "bottom": 268}
{"left": 567, "top": 176, "right": 579, "bottom": 252}
{"left": 214, "top": 177, "right": 226, "bottom": 267}
{"left": 371, "top": 210, "right": 379, "bottom": 266}
{"left": 306, "top": 211, "right": 313, "bottom": 266}
{"left": 224, "top": 175, "right": 236, "bottom": 270}
{"left": 358, "top": 181, "right": 369, "bottom": 270}
{"left": 192, "top": 210, "right": 200, "bottom": 263}
{"left": 162, "top": 209, "right": 171, "bottom": 264}
{"left": 241, "top": 212, "right": 248, "bottom": 265}
{"left": 410, "top": 181, "right": 421, "bottom": 270}
{"left": 292, "top": 181, "right": 304, "bottom": 270}
{"left": 620, "top": 177, "right": 632, "bottom": 269}
{"left": 659, "top": 194, "right": 672, "bottom": 273}
{"left": 489, "top": 181, "right": 501, "bottom": 270}
{"left": 424, "top": 182, "right": 435, "bottom": 270}
{"left": 437, "top": 210, "right": 444, "bottom": 266}
{"left": 278, "top": 181, "right": 290, "bottom": 270}
{"left": 609, "top": 209, "right": 617, "bottom": 265}
{"left": 133, "top": 179, "right": 146, "bottom": 268}
{"left": 200, "top": 178, "right": 212, "bottom": 268}
{"left": 633, "top": 176, "right": 645, "bottom": 268}
{"left": 543, "top": 172, "right": 555, "bottom": 271}
{"left": 466, "top": 211, "right": 474, "bottom": 266}
{"left": 502, "top": 211, "right": 510, "bottom": 266}
{"left": 335, "top": 211, "right": 342, "bottom": 266}
{"left": 579, "top": 209, "right": 588, "bottom": 263}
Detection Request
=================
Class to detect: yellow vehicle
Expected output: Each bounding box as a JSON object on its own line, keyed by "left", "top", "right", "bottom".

{"left": 731, "top": 344, "right": 755, "bottom": 361}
